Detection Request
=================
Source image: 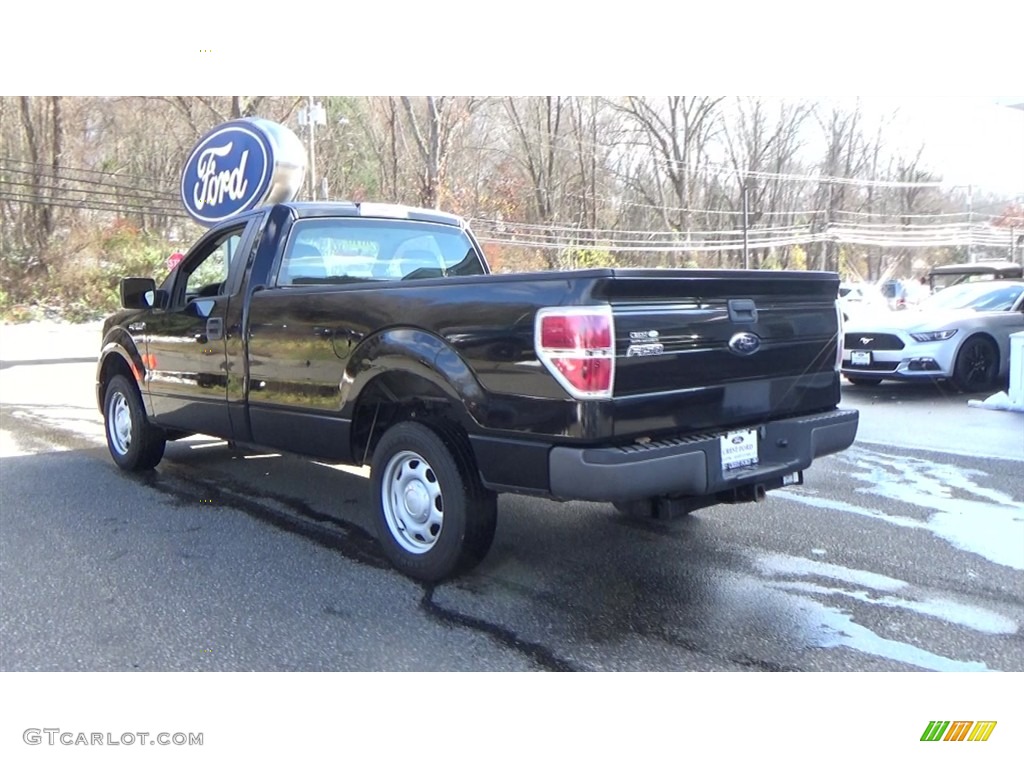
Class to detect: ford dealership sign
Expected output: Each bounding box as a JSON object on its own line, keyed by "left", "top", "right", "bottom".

{"left": 180, "top": 118, "right": 307, "bottom": 226}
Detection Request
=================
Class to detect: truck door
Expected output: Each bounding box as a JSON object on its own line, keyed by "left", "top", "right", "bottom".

{"left": 145, "top": 217, "right": 258, "bottom": 437}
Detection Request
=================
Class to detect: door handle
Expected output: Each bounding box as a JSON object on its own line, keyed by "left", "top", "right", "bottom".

{"left": 206, "top": 317, "right": 224, "bottom": 342}
{"left": 728, "top": 299, "right": 758, "bottom": 323}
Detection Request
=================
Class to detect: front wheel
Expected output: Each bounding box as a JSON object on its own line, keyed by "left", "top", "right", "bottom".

{"left": 103, "top": 374, "right": 166, "bottom": 470}
{"left": 952, "top": 336, "right": 999, "bottom": 393}
{"left": 371, "top": 422, "right": 497, "bottom": 582}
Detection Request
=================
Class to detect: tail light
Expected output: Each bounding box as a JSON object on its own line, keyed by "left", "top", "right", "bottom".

{"left": 535, "top": 306, "right": 615, "bottom": 400}
{"left": 835, "top": 302, "right": 844, "bottom": 371}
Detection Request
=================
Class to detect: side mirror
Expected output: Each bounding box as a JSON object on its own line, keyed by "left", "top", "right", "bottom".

{"left": 120, "top": 277, "right": 157, "bottom": 309}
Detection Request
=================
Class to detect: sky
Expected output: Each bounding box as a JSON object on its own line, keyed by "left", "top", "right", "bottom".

{"left": 713, "top": 96, "right": 1024, "bottom": 200}
{"left": 3, "top": 3, "right": 1022, "bottom": 199}
{"left": 854, "top": 97, "right": 1024, "bottom": 196}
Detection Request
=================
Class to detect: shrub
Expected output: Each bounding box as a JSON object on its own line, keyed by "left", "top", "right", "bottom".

{"left": 1, "top": 220, "right": 172, "bottom": 323}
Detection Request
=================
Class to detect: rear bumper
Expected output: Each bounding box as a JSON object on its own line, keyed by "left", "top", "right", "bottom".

{"left": 547, "top": 409, "right": 858, "bottom": 502}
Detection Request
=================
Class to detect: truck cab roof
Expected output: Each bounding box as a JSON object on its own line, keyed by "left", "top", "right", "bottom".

{"left": 272, "top": 201, "right": 467, "bottom": 228}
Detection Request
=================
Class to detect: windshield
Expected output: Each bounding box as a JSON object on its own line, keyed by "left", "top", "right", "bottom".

{"left": 919, "top": 281, "right": 1024, "bottom": 312}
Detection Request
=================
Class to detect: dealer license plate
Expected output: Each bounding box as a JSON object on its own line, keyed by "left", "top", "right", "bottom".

{"left": 721, "top": 429, "right": 759, "bottom": 471}
{"left": 850, "top": 350, "right": 871, "bottom": 366}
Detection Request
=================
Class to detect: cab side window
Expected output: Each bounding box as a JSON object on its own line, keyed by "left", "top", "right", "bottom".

{"left": 185, "top": 232, "right": 240, "bottom": 297}
{"left": 178, "top": 227, "right": 247, "bottom": 303}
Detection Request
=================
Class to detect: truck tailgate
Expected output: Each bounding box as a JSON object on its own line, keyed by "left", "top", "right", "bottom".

{"left": 592, "top": 270, "right": 841, "bottom": 435}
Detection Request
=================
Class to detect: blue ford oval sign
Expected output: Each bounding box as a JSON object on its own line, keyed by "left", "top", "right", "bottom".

{"left": 180, "top": 118, "right": 307, "bottom": 226}
{"left": 728, "top": 332, "right": 761, "bottom": 356}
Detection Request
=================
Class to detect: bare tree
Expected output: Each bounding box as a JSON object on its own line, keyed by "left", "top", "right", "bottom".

{"left": 723, "top": 98, "right": 811, "bottom": 268}
{"left": 612, "top": 96, "right": 723, "bottom": 264}
{"left": 0, "top": 94, "right": 1001, "bottom": 318}
{"left": 505, "top": 96, "right": 565, "bottom": 223}
{"left": 805, "top": 103, "right": 870, "bottom": 272}
{"left": 360, "top": 96, "right": 403, "bottom": 202}
{"left": 399, "top": 96, "right": 479, "bottom": 209}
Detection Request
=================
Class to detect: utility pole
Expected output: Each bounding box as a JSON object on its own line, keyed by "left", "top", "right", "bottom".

{"left": 298, "top": 97, "right": 326, "bottom": 201}
{"left": 1015, "top": 196, "right": 1024, "bottom": 267}
{"left": 967, "top": 184, "right": 975, "bottom": 263}
{"left": 308, "top": 96, "right": 317, "bottom": 201}
{"left": 742, "top": 179, "right": 750, "bottom": 270}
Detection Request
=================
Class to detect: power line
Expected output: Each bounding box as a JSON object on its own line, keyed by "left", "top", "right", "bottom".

{"left": 471, "top": 215, "right": 1012, "bottom": 242}
{"left": 1, "top": 177, "right": 183, "bottom": 211}
{"left": 503, "top": 122, "right": 956, "bottom": 189}
{"left": 0, "top": 156, "right": 183, "bottom": 188}
{"left": 2, "top": 192, "right": 189, "bottom": 220}
{"left": 3, "top": 156, "right": 1015, "bottom": 253}
{"left": 470, "top": 217, "right": 814, "bottom": 237}
{"left": 0, "top": 164, "right": 179, "bottom": 203}
{"left": 475, "top": 217, "right": 1014, "bottom": 251}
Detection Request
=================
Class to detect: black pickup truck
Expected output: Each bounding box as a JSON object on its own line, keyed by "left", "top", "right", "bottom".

{"left": 97, "top": 201, "right": 858, "bottom": 580}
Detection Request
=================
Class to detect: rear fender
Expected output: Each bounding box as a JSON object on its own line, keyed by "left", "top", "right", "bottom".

{"left": 340, "top": 328, "right": 486, "bottom": 427}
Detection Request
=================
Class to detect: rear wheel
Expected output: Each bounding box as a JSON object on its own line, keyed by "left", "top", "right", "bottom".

{"left": 103, "top": 374, "right": 165, "bottom": 471}
{"left": 952, "top": 336, "right": 999, "bottom": 393}
{"left": 845, "top": 375, "right": 882, "bottom": 387}
{"left": 371, "top": 421, "right": 497, "bottom": 582}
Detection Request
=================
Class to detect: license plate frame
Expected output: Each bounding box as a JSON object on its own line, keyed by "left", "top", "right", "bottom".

{"left": 850, "top": 350, "right": 872, "bottom": 366}
{"left": 720, "top": 428, "right": 759, "bottom": 471}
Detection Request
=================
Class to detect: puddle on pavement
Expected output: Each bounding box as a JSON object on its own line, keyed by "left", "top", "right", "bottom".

{"left": 777, "top": 446, "right": 1024, "bottom": 570}
{"left": 750, "top": 551, "right": 1015, "bottom": 670}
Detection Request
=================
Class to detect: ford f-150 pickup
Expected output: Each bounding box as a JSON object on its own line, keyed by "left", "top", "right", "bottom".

{"left": 97, "top": 201, "right": 858, "bottom": 581}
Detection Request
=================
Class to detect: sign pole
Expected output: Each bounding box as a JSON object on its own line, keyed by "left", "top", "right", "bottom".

{"left": 308, "top": 96, "right": 317, "bottom": 201}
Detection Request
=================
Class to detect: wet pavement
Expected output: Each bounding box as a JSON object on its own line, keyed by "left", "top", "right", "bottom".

{"left": 1, "top": 322, "right": 1022, "bottom": 671}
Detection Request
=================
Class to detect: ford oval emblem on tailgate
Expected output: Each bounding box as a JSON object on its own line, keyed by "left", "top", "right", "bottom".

{"left": 728, "top": 332, "right": 761, "bottom": 356}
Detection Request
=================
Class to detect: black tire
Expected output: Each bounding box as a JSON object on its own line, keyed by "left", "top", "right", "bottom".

{"left": 952, "top": 336, "right": 999, "bottom": 393}
{"left": 845, "top": 375, "right": 883, "bottom": 387}
{"left": 103, "top": 374, "right": 166, "bottom": 471}
{"left": 371, "top": 421, "right": 497, "bottom": 582}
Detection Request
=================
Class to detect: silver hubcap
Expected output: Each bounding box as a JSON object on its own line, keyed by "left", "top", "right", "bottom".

{"left": 381, "top": 450, "right": 443, "bottom": 554}
{"left": 108, "top": 392, "right": 132, "bottom": 455}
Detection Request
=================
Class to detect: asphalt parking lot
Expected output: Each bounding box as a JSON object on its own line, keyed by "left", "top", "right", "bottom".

{"left": 1, "top": 322, "right": 1022, "bottom": 672}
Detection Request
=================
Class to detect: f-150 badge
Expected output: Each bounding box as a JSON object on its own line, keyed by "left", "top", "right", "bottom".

{"left": 627, "top": 343, "right": 665, "bottom": 357}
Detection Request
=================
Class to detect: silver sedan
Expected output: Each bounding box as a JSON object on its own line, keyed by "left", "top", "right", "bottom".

{"left": 841, "top": 280, "right": 1024, "bottom": 392}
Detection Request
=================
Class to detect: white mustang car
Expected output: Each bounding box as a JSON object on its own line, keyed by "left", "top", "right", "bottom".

{"left": 841, "top": 280, "right": 1024, "bottom": 392}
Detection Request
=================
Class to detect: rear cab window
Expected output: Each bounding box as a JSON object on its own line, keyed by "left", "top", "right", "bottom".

{"left": 276, "top": 217, "right": 486, "bottom": 287}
